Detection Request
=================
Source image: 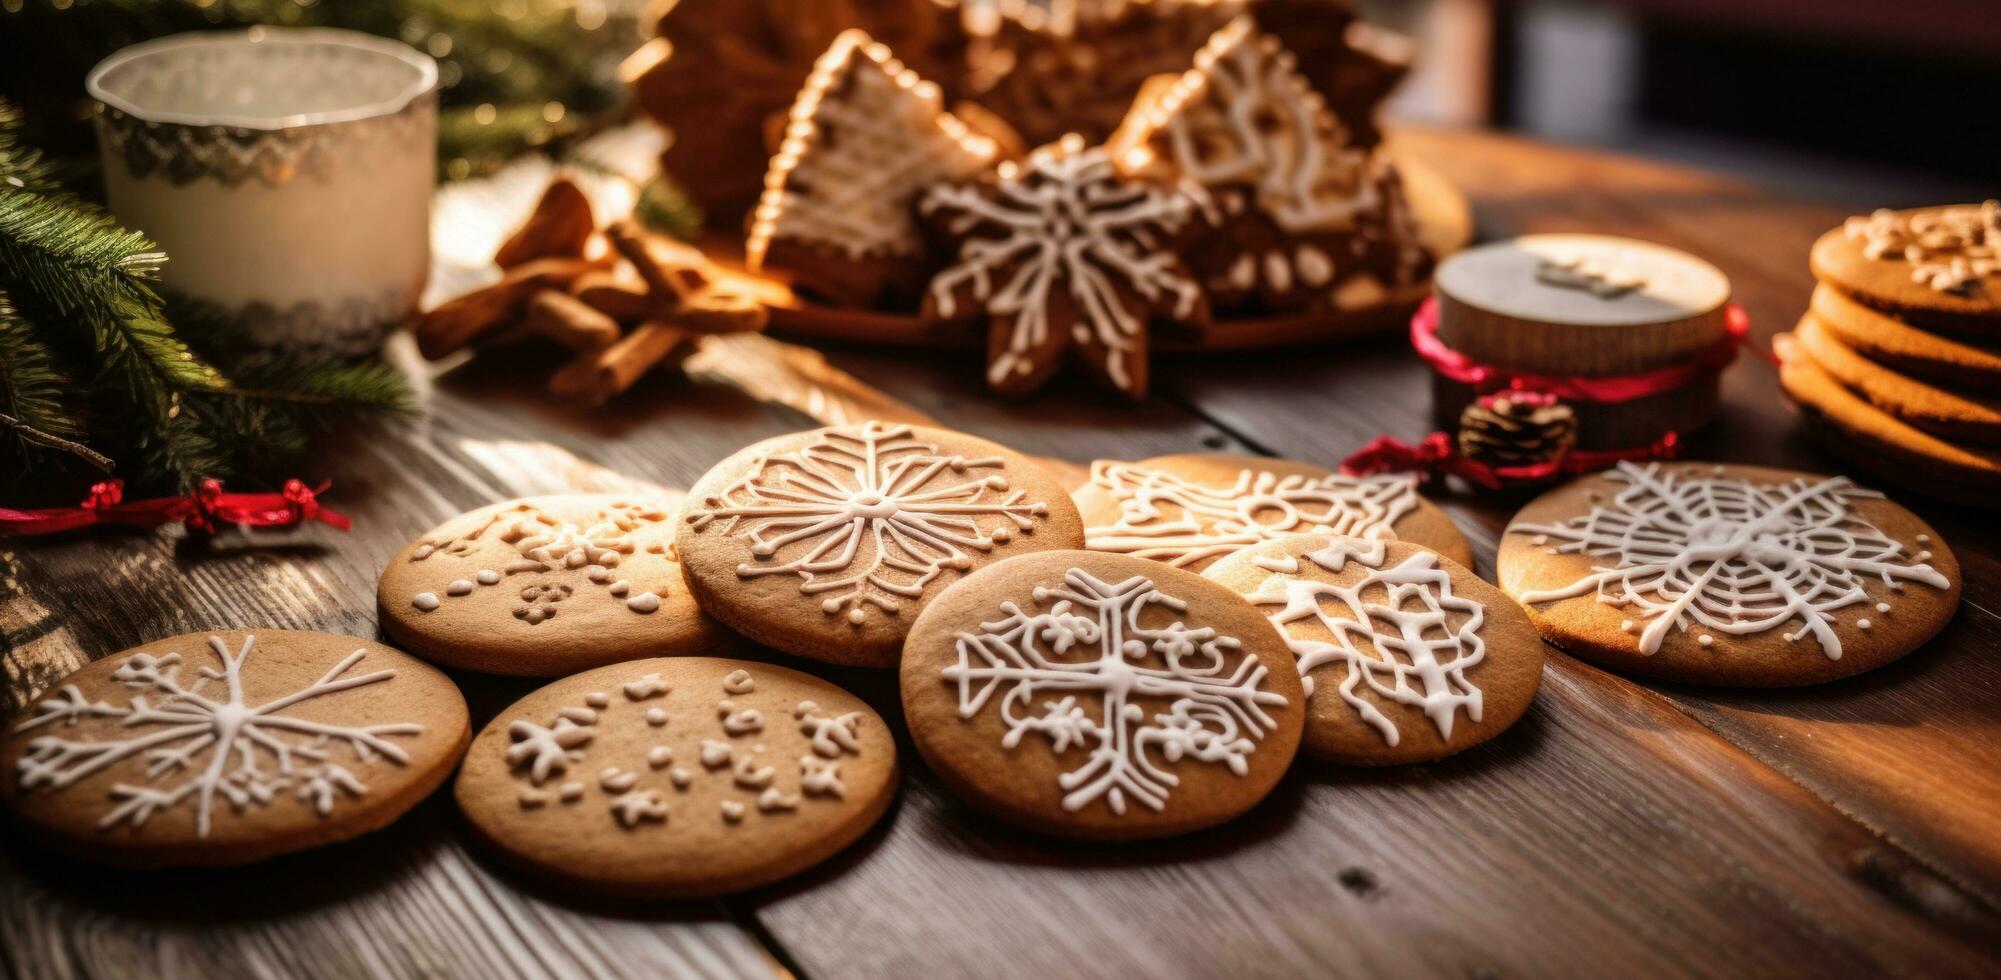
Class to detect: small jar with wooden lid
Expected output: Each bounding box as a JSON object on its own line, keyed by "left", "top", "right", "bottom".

{"left": 1426, "top": 233, "right": 1735, "bottom": 451}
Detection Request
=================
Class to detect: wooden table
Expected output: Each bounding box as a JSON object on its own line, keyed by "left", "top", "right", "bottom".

{"left": 4, "top": 127, "right": 1998, "bottom": 980}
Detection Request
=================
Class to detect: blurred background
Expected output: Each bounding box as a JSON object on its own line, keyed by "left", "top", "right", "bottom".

{"left": 0, "top": 0, "right": 1993, "bottom": 204}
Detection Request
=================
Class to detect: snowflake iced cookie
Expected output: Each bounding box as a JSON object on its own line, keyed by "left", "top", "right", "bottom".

{"left": 0, "top": 630, "right": 468, "bottom": 868}
{"left": 378, "top": 495, "right": 735, "bottom": 676}
{"left": 1072, "top": 453, "right": 1471, "bottom": 573}
{"left": 677, "top": 422, "right": 1085, "bottom": 666}
{"left": 920, "top": 134, "right": 1209, "bottom": 399}
{"left": 748, "top": 29, "right": 999, "bottom": 309}
{"left": 1206, "top": 535, "right": 1544, "bottom": 765}
{"left": 902, "top": 550, "right": 1303, "bottom": 839}
{"left": 1112, "top": 16, "right": 1432, "bottom": 315}
{"left": 1497, "top": 462, "right": 1960, "bottom": 686}
{"left": 1811, "top": 202, "right": 2000, "bottom": 332}
{"left": 453, "top": 657, "right": 895, "bottom": 898}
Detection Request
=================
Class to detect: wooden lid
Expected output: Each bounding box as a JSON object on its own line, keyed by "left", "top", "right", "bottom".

{"left": 1435, "top": 234, "right": 1731, "bottom": 375}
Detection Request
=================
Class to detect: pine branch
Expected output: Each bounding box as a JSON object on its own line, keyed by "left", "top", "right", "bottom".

{"left": 0, "top": 102, "right": 57, "bottom": 193}
{"left": 0, "top": 289, "right": 110, "bottom": 470}
{"left": 0, "top": 191, "right": 166, "bottom": 320}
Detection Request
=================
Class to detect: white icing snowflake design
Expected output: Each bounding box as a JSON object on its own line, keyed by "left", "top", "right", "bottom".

{"left": 1247, "top": 538, "right": 1483, "bottom": 747}
{"left": 1515, "top": 462, "right": 1951, "bottom": 658}
{"left": 944, "top": 568, "right": 1287, "bottom": 815}
{"left": 1084, "top": 460, "right": 1420, "bottom": 569}
{"left": 685, "top": 422, "right": 1052, "bottom": 623}
{"left": 12, "top": 635, "right": 422, "bottom": 836}
{"left": 409, "top": 500, "right": 672, "bottom": 622}
{"left": 922, "top": 135, "right": 1202, "bottom": 394}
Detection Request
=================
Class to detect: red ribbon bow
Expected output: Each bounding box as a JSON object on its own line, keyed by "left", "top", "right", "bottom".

{"left": 0, "top": 478, "right": 351, "bottom": 536}
{"left": 1410, "top": 298, "right": 1750, "bottom": 404}
{"left": 1342, "top": 431, "right": 1681, "bottom": 489}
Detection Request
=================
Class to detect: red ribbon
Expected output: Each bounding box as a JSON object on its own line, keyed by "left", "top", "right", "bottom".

{"left": 1411, "top": 297, "right": 1749, "bottom": 403}
{"left": 1342, "top": 431, "right": 1682, "bottom": 490}
{"left": 0, "top": 479, "right": 351, "bottom": 536}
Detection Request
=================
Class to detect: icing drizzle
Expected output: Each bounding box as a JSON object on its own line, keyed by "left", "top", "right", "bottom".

{"left": 1083, "top": 460, "right": 1420, "bottom": 569}
{"left": 944, "top": 568, "right": 1286, "bottom": 816}
{"left": 684, "top": 422, "right": 1051, "bottom": 623}
{"left": 12, "top": 635, "right": 423, "bottom": 836}
{"left": 1515, "top": 462, "right": 1950, "bottom": 658}
{"left": 1247, "top": 538, "right": 1483, "bottom": 747}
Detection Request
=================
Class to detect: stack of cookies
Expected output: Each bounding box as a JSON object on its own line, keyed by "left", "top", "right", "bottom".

{"left": 1778, "top": 202, "right": 2001, "bottom": 505}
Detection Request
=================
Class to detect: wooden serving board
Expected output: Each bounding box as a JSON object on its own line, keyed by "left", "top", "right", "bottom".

{"left": 2, "top": 126, "right": 1998, "bottom": 980}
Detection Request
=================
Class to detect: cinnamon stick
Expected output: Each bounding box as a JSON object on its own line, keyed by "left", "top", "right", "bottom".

{"left": 495, "top": 177, "right": 596, "bottom": 268}
{"left": 548, "top": 320, "right": 691, "bottom": 404}
{"left": 413, "top": 257, "right": 603, "bottom": 359}
{"left": 571, "top": 270, "right": 664, "bottom": 323}
{"left": 520, "top": 290, "right": 622, "bottom": 350}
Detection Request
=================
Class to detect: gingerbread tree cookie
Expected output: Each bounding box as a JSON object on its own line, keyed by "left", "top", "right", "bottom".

{"left": 1114, "top": 16, "right": 1431, "bottom": 314}
{"left": 749, "top": 30, "right": 1000, "bottom": 309}
{"left": 921, "top": 135, "right": 1207, "bottom": 398}
{"left": 632, "top": 0, "right": 978, "bottom": 222}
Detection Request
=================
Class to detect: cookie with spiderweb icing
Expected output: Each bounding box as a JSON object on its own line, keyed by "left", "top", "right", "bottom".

{"left": 1497, "top": 461, "right": 1959, "bottom": 686}
{"left": 1208, "top": 535, "right": 1544, "bottom": 764}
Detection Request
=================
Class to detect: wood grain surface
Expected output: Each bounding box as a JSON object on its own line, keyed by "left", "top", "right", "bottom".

{"left": 3, "top": 126, "right": 1997, "bottom": 979}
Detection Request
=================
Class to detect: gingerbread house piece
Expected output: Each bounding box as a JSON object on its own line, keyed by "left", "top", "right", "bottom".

{"left": 748, "top": 30, "right": 1001, "bottom": 309}
{"left": 1112, "top": 16, "right": 1432, "bottom": 315}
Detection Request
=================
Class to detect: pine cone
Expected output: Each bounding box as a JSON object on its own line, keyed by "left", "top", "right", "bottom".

{"left": 1457, "top": 393, "right": 1577, "bottom": 467}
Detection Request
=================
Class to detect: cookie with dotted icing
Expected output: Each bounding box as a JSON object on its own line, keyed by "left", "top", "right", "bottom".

{"left": 1072, "top": 453, "right": 1471, "bottom": 573}
{"left": 454, "top": 657, "right": 895, "bottom": 898}
{"left": 676, "top": 422, "right": 1085, "bottom": 667}
{"left": 902, "top": 550, "right": 1303, "bottom": 839}
{"left": 1809, "top": 202, "right": 2000, "bottom": 333}
{"left": 378, "top": 494, "right": 736, "bottom": 676}
{"left": 0, "top": 630, "right": 468, "bottom": 868}
{"left": 1206, "top": 536, "right": 1544, "bottom": 765}
{"left": 1497, "top": 461, "right": 1960, "bottom": 686}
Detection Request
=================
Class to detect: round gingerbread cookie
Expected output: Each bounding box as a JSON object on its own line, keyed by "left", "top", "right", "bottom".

{"left": 1497, "top": 461, "right": 1960, "bottom": 686}
{"left": 1810, "top": 283, "right": 2001, "bottom": 389}
{"left": 902, "top": 550, "right": 1304, "bottom": 839}
{"left": 1, "top": 630, "right": 469, "bottom": 868}
{"left": 1073, "top": 453, "right": 1472, "bottom": 572}
{"left": 1206, "top": 536, "right": 1544, "bottom": 765}
{"left": 379, "top": 494, "right": 736, "bottom": 676}
{"left": 455, "top": 657, "right": 895, "bottom": 898}
{"left": 676, "top": 421, "right": 1085, "bottom": 667}
{"left": 1810, "top": 203, "right": 2000, "bottom": 332}
{"left": 1794, "top": 314, "right": 2001, "bottom": 444}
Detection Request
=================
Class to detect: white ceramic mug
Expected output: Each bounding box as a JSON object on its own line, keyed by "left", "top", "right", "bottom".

{"left": 88, "top": 28, "right": 436, "bottom": 356}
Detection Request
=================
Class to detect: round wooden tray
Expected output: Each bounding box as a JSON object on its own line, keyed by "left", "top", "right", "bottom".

{"left": 754, "top": 153, "right": 1473, "bottom": 352}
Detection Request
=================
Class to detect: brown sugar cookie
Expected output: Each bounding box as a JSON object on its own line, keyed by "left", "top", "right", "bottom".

{"left": 1206, "top": 536, "right": 1544, "bottom": 765}
{"left": 455, "top": 657, "right": 895, "bottom": 898}
{"left": 379, "top": 495, "right": 734, "bottom": 676}
{"left": 1794, "top": 314, "right": 2001, "bottom": 444}
{"left": 746, "top": 30, "right": 999, "bottom": 309}
{"left": 1073, "top": 453, "right": 1472, "bottom": 573}
{"left": 1810, "top": 283, "right": 2001, "bottom": 389}
{"left": 1497, "top": 461, "right": 1959, "bottom": 686}
{"left": 1, "top": 630, "right": 469, "bottom": 868}
{"left": 677, "top": 422, "right": 1085, "bottom": 667}
{"left": 902, "top": 550, "right": 1304, "bottom": 839}
{"left": 1809, "top": 202, "right": 2000, "bottom": 333}
{"left": 1777, "top": 335, "right": 2001, "bottom": 505}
